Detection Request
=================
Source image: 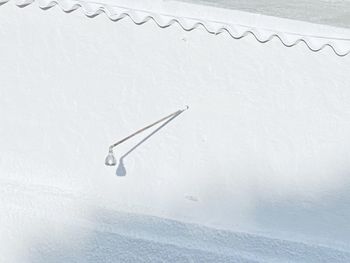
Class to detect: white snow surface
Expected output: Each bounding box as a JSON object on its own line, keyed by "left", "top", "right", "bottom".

{"left": 1, "top": 180, "right": 350, "bottom": 262}
{"left": 3, "top": 0, "right": 350, "bottom": 55}
{"left": 179, "top": 0, "right": 350, "bottom": 28}
{"left": 1, "top": 1, "right": 350, "bottom": 262}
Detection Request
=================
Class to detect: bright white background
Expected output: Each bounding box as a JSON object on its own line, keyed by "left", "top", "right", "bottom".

{"left": 1, "top": 2, "right": 350, "bottom": 261}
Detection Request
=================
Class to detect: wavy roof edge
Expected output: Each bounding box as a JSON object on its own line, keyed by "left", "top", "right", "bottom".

{"left": 2, "top": 0, "right": 350, "bottom": 56}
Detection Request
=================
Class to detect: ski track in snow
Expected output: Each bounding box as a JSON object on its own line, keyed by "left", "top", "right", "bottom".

{"left": 1, "top": 180, "right": 350, "bottom": 262}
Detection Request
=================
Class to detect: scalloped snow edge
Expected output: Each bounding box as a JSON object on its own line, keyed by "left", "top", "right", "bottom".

{"left": 2, "top": 0, "right": 350, "bottom": 56}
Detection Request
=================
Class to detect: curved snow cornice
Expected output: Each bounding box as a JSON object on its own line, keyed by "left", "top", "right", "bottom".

{"left": 2, "top": 0, "right": 350, "bottom": 56}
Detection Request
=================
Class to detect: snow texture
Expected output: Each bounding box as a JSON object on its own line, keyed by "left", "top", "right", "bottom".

{"left": 1, "top": 0, "right": 350, "bottom": 55}
{"left": 0, "top": 0, "right": 350, "bottom": 262}
{"left": 1, "top": 180, "right": 350, "bottom": 262}
{"left": 179, "top": 0, "right": 350, "bottom": 29}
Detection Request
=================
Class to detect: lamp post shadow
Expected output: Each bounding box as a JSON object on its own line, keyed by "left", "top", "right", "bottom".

{"left": 116, "top": 111, "right": 185, "bottom": 177}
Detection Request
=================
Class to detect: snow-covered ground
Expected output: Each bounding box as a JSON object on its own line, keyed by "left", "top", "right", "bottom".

{"left": 179, "top": 0, "right": 350, "bottom": 28}
{"left": 1, "top": 0, "right": 350, "bottom": 262}
{"left": 1, "top": 179, "right": 350, "bottom": 262}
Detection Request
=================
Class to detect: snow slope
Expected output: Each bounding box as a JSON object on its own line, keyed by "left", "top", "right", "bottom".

{"left": 1, "top": 180, "right": 350, "bottom": 262}
{"left": 1, "top": 0, "right": 350, "bottom": 262}
{"left": 2, "top": 0, "right": 350, "bottom": 55}
{"left": 179, "top": 0, "right": 350, "bottom": 28}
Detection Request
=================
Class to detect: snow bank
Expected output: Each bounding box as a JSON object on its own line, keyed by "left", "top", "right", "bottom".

{"left": 1, "top": 180, "right": 350, "bottom": 262}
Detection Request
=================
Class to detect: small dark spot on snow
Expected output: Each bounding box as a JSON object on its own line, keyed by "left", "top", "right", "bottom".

{"left": 185, "top": 195, "right": 199, "bottom": 202}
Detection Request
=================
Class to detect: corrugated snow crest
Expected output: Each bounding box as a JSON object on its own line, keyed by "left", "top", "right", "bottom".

{"left": 2, "top": 0, "right": 350, "bottom": 56}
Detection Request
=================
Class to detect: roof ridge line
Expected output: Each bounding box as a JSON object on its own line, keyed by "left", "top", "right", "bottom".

{"left": 2, "top": 0, "right": 350, "bottom": 56}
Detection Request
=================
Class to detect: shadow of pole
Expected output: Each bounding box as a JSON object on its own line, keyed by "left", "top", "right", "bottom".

{"left": 116, "top": 111, "right": 185, "bottom": 176}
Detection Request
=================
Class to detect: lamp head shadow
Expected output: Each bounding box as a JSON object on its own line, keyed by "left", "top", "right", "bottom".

{"left": 116, "top": 159, "right": 126, "bottom": 177}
